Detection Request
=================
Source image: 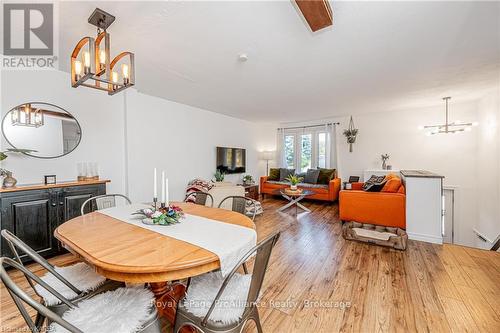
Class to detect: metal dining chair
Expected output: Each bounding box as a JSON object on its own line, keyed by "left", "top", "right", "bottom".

{"left": 218, "top": 195, "right": 257, "bottom": 221}
{"left": 184, "top": 191, "right": 214, "bottom": 207}
{"left": 80, "top": 193, "right": 132, "bottom": 215}
{"left": 174, "top": 233, "right": 280, "bottom": 333}
{"left": 0, "top": 257, "right": 161, "bottom": 333}
{"left": 0, "top": 229, "right": 120, "bottom": 329}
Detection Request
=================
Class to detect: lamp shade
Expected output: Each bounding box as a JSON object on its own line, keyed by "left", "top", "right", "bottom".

{"left": 259, "top": 151, "right": 275, "bottom": 160}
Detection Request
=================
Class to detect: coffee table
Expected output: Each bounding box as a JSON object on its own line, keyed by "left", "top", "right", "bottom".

{"left": 274, "top": 189, "right": 314, "bottom": 215}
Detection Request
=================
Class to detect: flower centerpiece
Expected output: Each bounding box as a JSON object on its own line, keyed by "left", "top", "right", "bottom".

{"left": 133, "top": 205, "right": 185, "bottom": 226}
{"left": 286, "top": 174, "right": 303, "bottom": 191}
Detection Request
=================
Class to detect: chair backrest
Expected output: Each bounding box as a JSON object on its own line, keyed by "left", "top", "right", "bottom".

{"left": 0, "top": 257, "right": 82, "bottom": 333}
{"left": 201, "top": 232, "right": 280, "bottom": 326}
{"left": 184, "top": 191, "right": 214, "bottom": 207}
{"left": 217, "top": 195, "right": 256, "bottom": 221}
{"left": 0, "top": 229, "right": 81, "bottom": 297}
{"left": 80, "top": 194, "right": 132, "bottom": 215}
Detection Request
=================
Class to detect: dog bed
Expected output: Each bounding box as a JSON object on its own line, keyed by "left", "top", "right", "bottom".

{"left": 342, "top": 221, "right": 408, "bottom": 250}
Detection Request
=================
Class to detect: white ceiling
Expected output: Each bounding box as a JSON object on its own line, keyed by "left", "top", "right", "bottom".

{"left": 58, "top": 1, "right": 500, "bottom": 122}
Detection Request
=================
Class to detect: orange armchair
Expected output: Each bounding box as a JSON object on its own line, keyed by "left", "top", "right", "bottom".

{"left": 339, "top": 182, "right": 406, "bottom": 228}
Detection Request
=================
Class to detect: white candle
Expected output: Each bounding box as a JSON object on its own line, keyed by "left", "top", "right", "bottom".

{"left": 165, "top": 178, "right": 169, "bottom": 207}
{"left": 161, "top": 171, "right": 165, "bottom": 204}
{"left": 153, "top": 168, "right": 157, "bottom": 199}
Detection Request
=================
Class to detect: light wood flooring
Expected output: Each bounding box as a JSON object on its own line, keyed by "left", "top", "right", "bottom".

{"left": 1, "top": 198, "right": 499, "bottom": 332}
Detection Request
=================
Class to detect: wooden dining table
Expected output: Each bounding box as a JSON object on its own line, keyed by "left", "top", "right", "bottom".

{"left": 54, "top": 202, "right": 255, "bottom": 324}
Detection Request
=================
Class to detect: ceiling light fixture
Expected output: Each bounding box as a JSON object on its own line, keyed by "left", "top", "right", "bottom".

{"left": 419, "top": 97, "right": 478, "bottom": 136}
{"left": 70, "top": 8, "right": 135, "bottom": 95}
{"left": 11, "top": 104, "right": 44, "bottom": 128}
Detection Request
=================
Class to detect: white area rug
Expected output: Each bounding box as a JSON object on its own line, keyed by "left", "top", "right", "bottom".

{"left": 35, "top": 262, "right": 106, "bottom": 306}
{"left": 183, "top": 271, "right": 251, "bottom": 325}
{"left": 50, "top": 287, "right": 154, "bottom": 333}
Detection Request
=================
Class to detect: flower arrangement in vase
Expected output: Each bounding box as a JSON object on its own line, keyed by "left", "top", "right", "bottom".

{"left": 286, "top": 174, "right": 303, "bottom": 191}
{"left": 133, "top": 205, "right": 185, "bottom": 226}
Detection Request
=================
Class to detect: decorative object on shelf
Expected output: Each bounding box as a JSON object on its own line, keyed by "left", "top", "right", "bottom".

{"left": 133, "top": 205, "right": 185, "bottom": 226}
{"left": 10, "top": 103, "right": 44, "bottom": 127}
{"left": 259, "top": 151, "right": 275, "bottom": 176}
{"left": 285, "top": 174, "right": 303, "bottom": 191}
{"left": 2, "top": 102, "right": 81, "bottom": 159}
{"left": 77, "top": 162, "right": 99, "bottom": 181}
{"left": 44, "top": 175, "right": 57, "bottom": 185}
{"left": 418, "top": 97, "right": 478, "bottom": 135}
{"left": 0, "top": 169, "right": 17, "bottom": 188}
{"left": 213, "top": 169, "right": 225, "bottom": 182}
{"left": 386, "top": 165, "right": 392, "bottom": 170}
{"left": 71, "top": 8, "right": 135, "bottom": 95}
{"left": 343, "top": 116, "right": 358, "bottom": 152}
{"left": 381, "top": 154, "right": 390, "bottom": 170}
{"left": 242, "top": 174, "right": 254, "bottom": 185}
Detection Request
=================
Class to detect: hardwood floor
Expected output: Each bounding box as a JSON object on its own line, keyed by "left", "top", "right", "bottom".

{"left": 1, "top": 197, "right": 499, "bottom": 332}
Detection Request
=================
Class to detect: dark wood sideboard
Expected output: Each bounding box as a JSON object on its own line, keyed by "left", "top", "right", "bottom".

{"left": 0, "top": 180, "right": 109, "bottom": 261}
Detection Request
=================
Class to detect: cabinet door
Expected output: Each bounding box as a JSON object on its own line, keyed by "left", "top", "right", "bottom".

{"left": 0, "top": 191, "right": 57, "bottom": 259}
{"left": 60, "top": 184, "right": 106, "bottom": 222}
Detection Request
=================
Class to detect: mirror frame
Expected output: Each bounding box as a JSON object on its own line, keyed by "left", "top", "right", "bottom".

{"left": 2, "top": 101, "right": 83, "bottom": 159}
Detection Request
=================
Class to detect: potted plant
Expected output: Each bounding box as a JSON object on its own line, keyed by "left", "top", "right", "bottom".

{"left": 286, "top": 174, "right": 303, "bottom": 191}
{"left": 213, "top": 169, "right": 225, "bottom": 182}
{"left": 242, "top": 174, "right": 254, "bottom": 185}
{"left": 343, "top": 116, "right": 358, "bottom": 153}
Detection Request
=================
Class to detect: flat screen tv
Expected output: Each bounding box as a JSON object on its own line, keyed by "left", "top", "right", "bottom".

{"left": 216, "top": 146, "right": 246, "bottom": 174}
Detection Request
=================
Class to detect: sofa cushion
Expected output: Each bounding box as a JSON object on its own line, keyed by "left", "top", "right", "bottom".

{"left": 381, "top": 177, "right": 402, "bottom": 193}
{"left": 317, "top": 168, "right": 336, "bottom": 185}
{"left": 279, "top": 168, "right": 295, "bottom": 181}
{"left": 266, "top": 180, "right": 328, "bottom": 189}
{"left": 268, "top": 168, "right": 280, "bottom": 181}
{"left": 304, "top": 169, "right": 320, "bottom": 184}
{"left": 362, "top": 175, "right": 386, "bottom": 192}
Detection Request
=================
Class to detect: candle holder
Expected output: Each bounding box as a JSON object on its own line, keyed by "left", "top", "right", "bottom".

{"left": 160, "top": 202, "right": 166, "bottom": 209}
{"left": 153, "top": 197, "right": 158, "bottom": 210}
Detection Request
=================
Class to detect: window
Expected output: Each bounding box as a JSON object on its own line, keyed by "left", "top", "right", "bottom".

{"left": 300, "top": 134, "right": 312, "bottom": 173}
{"left": 317, "top": 132, "right": 326, "bottom": 168}
{"left": 281, "top": 128, "right": 332, "bottom": 171}
{"left": 284, "top": 135, "right": 295, "bottom": 168}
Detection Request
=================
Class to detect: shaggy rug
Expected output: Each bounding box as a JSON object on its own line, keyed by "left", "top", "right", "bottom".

{"left": 50, "top": 287, "right": 154, "bottom": 333}
{"left": 35, "top": 262, "right": 106, "bottom": 306}
{"left": 183, "top": 271, "right": 252, "bottom": 325}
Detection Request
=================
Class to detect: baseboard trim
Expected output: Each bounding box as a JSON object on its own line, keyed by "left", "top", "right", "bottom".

{"left": 407, "top": 232, "right": 443, "bottom": 244}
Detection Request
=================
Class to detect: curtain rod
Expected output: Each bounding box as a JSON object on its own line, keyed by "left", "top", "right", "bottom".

{"left": 278, "top": 122, "right": 340, "bottom": 130}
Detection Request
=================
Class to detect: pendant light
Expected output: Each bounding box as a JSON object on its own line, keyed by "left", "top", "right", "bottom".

{"left": 419, "top": 97, "right": 478, "bottom": 135}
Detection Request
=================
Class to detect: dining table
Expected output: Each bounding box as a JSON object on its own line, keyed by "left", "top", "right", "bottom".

{"left": 54, "top": 201, "right": 256, "bottom": 326}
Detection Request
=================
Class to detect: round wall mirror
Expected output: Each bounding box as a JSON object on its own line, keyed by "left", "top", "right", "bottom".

{"left": 2, "top": 102, "right": 82, "bottom": 159}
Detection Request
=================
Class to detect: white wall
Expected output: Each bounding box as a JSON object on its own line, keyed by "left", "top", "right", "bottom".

{"left": 475, "top": 89, "right": 500, "bottom": 248}
{"left": 124, "top": 89, "right": 273, "bottom": 203}
{"left": 0, "top": 70, "right": 275, "bottom": 202}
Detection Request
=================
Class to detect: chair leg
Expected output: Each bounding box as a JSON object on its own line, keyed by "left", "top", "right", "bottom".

{"left": 34, "top": 312, "right": 45, "bottom": 329}
{"left": 252, "top": 308, "right": 263, "bottom": 333}
{"left": 242, "top": 262, "right": 249, "bottom": 274}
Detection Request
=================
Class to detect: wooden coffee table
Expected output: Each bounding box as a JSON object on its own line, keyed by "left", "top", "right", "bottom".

{"left": 274, "top": 189, "right": 314, "bottom": 215}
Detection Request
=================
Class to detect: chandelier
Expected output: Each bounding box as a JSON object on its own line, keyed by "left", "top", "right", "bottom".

{"left": 11, "top": 104, "right": 44, "bottom": 128}
{"left": 71, "top": 8, "right": 135, "bottom": 95}
{"left": 419, "top": 97, "right": 478, "bottom": 135}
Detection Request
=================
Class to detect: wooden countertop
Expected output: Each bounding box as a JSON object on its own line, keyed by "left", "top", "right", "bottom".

{"left": 0, "top": 179, "right": 110, "bottom": 193}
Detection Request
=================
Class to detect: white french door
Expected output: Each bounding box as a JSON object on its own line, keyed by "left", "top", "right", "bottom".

{"left": 283, "top": 129, "right": 329, "bottom": 172}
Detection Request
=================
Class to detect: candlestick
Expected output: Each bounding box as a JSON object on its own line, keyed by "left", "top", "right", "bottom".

{"left": 165, "top": 178, "right": 169, "bottom": 207}
{"left": 153, "top": 168, "right": 157, "bottom": 199}
{"left": 153, "top": 197, "right": 158, "bottom": 210}
{"left": 161, "top": 171, "right": 165, "bottom": 204}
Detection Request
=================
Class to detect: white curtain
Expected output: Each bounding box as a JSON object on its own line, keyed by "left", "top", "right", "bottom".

{"left": 276, "top": 128, "right": 286, "bottom": 168}
{"left": 327, "top": 124, "right": 342, "bottom": 178}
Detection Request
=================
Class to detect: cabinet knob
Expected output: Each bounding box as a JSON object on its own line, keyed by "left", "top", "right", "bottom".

{"left": 59, "top": 202, "right": 64, "bottom": 206}
{"left": 51, "top": 203, "right": 57, "bottom": 207}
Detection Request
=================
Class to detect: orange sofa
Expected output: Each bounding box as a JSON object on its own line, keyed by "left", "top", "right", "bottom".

{"left": 339, "top": 180, "right": 406, "bottom": 229}
{"left": 260, "top": 176, "right": 341, "bottom": 202}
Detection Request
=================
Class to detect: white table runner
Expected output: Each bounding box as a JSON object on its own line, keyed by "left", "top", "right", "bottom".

{"left": 98, "top": 204, "right": 257, "bottom": 277}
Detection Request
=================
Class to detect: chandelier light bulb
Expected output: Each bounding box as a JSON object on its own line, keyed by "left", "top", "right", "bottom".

{"left": 465, "top": 127, "right": 472, "bottom": 132}
{"left": 74, "top": 61, "right": 82, "bottom": 74}
{"left": 83, "top": 51, "right": 91, "bottom": 73}
{"left": 99, "top": 50, "right": 106, "bottom": 64}
{"left": 417, "top": 125, "right": 424, "bottom": 130}
{"left": 472, "top": 122, "right": 479, "bottom": 127}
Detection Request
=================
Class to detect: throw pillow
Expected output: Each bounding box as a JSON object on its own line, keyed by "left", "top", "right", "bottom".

{"left": 381, "top": 177, "right": 402, "bottom": 193}
{"left": 268, "top": 168, "right": 280, "bottom": 181}
{"left": 304, "top": 169, "right": 320, "bottom": 184}
{"left": 317, "top": 168, "right": 336, "bottom": 185}
{"left": 362, "top": 175, "right": 387, "bottom": 192}
{"left": 279, "top": 168, "right": 295, "bottom": 181}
